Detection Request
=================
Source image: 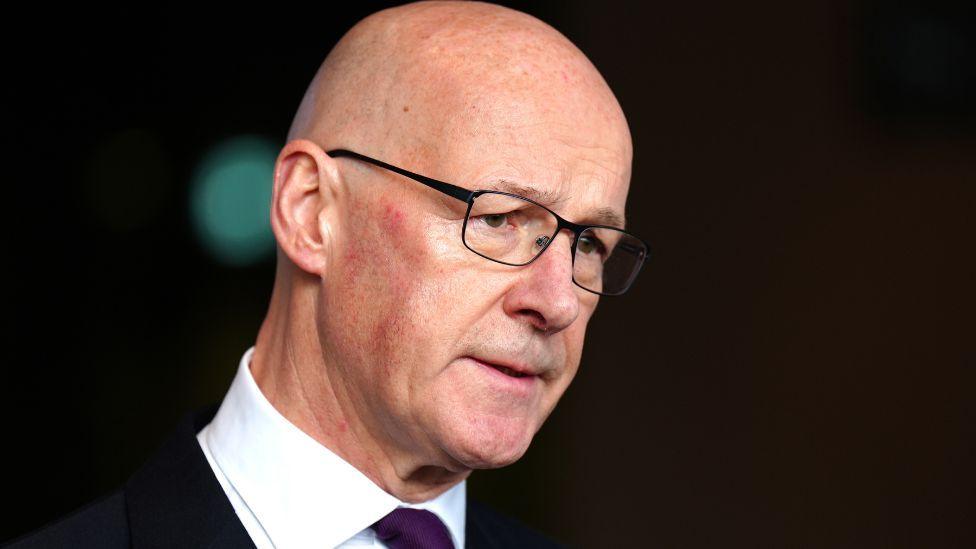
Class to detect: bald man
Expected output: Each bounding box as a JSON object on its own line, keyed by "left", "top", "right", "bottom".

{"left": 8, "top": 2, "right": 647, "bottom": 548}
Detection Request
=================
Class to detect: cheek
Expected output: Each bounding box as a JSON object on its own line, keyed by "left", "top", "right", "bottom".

{"left": 333, "top": 200, "right": 445, "bottom": 370}
{"left": 563, "top": 311, "right": 591, "bottom": 359}
{"left": 545, "top": 310, "right": 592, "bottom": 398}
{"left": 339, "top": 200, "right": 426, "bottom": 291}
{"left": 380, "top": 202, "right": 405, "bottom": 233}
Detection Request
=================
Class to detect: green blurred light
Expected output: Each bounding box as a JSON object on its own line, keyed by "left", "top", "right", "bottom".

{"left": 191, "top": 136, "right": 277, "bottom": 266}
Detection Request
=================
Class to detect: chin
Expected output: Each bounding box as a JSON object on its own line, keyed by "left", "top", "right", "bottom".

{"left": 439, "top": 413, "right": 539, "bottom": 470}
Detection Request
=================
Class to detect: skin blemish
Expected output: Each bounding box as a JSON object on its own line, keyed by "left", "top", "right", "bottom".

{"left": 403, "top": 105, "right": 410, "bottom": 112}
{"left": 382, "top": 203, "right": 406, "bottom": 233}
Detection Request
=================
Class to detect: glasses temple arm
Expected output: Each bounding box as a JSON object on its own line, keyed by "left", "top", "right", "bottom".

{"left": 327, "top": 149, "right": 473, "bottom": 203}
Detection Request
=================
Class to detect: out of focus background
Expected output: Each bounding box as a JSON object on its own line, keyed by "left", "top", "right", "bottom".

{"left": 5, "top": 1, "right": 974, "bottom": 547}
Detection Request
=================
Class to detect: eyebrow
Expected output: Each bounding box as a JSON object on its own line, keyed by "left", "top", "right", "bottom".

{"left": 489, "top": 179, "right": 627, "bottom": 229}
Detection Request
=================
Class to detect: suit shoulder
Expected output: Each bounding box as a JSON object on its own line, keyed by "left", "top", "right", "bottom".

{"left": 3, "top": 490, "right": 129, "bottom": 549}
{"left": 467, "top": 499, "right": 566, "bottom": 548}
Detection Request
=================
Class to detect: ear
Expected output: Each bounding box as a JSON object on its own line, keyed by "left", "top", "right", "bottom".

{"left": 270, "top": 139, "right": 342, "bottom": 276}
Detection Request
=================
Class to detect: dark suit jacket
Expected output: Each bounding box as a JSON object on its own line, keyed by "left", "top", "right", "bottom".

{"left": 5, "top": 407, "right": 563, "bottom": 548}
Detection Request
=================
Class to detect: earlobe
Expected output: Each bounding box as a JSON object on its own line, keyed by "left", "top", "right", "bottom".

{"left": 270, "top": 139, "right": 341, "bottom": 276}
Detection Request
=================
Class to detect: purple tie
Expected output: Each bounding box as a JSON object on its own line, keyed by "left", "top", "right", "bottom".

{"left": 372, "top": 508, "right": 455, "bottom": 549}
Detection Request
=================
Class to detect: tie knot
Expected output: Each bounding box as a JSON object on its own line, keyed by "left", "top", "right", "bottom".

{"left": 372, "top": 508, "right": 455, "bottom": 549}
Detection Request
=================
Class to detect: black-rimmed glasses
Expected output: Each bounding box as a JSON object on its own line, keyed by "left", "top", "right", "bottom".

{"left": 326, "top": 149, "right": 649, "bottom": 296}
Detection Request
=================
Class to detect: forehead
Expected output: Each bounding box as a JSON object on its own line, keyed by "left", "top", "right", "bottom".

{"left": 346, "top": 13, "right": 634, "bottom": 225}
{"left": 406, "top": 70, "right": 633, "bottom": 229}
{"left": 450, "top": 110, "right": 629, "bottom": 231}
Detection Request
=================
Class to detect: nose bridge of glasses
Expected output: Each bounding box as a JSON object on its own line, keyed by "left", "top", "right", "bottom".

{"left": 554, "top": 216, "right": 587, "bottom": 252}
{"left": 535, "top": 226, "right": 577, "bottom": 266}
{"left": 521, "top": 206, "right": 582, "bottom": 261}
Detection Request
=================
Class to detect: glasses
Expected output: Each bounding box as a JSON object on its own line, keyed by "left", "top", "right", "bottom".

{"left": 326, "top": 149, "right": 649, "bottom": 296}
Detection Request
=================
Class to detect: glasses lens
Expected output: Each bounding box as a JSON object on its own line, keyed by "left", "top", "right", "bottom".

{"left": 573, "top": 227, "right": 647, "bottom": 295}
{"left": 463, "top": 192, "right": 558, "bottom": 265}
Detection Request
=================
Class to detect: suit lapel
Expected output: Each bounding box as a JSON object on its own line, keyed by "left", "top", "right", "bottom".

{"left": 124, "top": 406, "right": 255, "bottom": 549}
{"left": 465, "top": 499, "right": 501, "bottom": 549}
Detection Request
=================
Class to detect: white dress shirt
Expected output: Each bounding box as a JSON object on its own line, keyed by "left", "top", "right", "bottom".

{"left": 196, "top": 347, "right": 466, "bottom": 549}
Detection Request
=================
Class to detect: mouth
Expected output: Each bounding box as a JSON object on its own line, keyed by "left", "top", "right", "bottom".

{"left": 465, "top": 356, "right": 540, "bottom": 380}
{"left": 491, "top": 364, "right": 530, "bottom": 378}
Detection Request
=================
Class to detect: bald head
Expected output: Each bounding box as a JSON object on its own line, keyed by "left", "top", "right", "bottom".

{"left": 288, "top": 1, "right": 630, "bottom": 171}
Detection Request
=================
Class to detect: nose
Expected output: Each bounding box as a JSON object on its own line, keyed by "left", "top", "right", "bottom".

{"left": 501, "top": 229, "right": 581, "bottom": 334}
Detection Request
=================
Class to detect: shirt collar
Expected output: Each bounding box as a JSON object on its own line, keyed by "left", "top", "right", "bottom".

{"left": 204, "top": 347, "right": 466, "bottom": 548}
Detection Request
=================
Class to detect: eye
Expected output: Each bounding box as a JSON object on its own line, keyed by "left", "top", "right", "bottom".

{"left": 577, "top": 235, "right": 607, "bottom": 257}
{"left": 482, "top": 213, "right": 507, "bottom": 228}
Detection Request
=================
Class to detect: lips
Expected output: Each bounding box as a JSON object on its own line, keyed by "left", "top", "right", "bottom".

{"left": 492, "top": 364, "right": 530, "bottom": 378}
{"left": 466, "top": 356, "right": 539, "bottom": 379}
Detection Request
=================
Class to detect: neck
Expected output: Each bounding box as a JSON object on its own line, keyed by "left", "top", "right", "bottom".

{"left": 249, "top": 272, "right": 470, "bottom": 503}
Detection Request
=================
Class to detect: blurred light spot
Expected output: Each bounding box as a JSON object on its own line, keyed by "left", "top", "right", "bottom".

{"left": 87, "top": 129, "right": 171, "bottom": 231}
{"left": 191, "top": 135, "right": 277, "bottom": 266}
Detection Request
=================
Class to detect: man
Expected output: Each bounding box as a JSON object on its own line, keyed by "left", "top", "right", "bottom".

{"left": 8, "top": 1, "right": 645, "bottom": 547}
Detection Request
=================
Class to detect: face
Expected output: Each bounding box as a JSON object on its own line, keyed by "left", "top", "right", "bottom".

{"left": 317, "top": 61, "right": 632, "bottom": 471}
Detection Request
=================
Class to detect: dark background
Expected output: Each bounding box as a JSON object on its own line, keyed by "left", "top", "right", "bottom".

{"left": 6, "top": 1, "right": 974, "bottom": 547}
